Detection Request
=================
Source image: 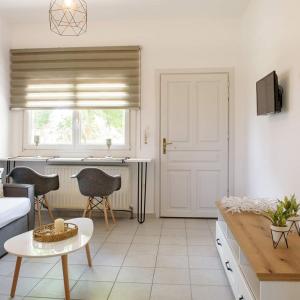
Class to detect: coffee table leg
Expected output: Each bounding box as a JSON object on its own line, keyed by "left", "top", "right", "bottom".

{"left": 11, "top": 256, "right": 22, "bottom": 297}
{"left": 61, "top": 255, "right": 70, "bottom": 300}
{"left": 85, "top": 244, "right": 92, "bottom": 267}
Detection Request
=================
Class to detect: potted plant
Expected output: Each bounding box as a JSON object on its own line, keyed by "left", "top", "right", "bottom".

{"left": 281, "top": 194, "right": 300, "bottom": 233}
{"left": 265, "top": 202, "right": 289, "bottom": 248}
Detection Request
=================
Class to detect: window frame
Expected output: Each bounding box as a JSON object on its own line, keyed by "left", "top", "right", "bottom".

{"left": 23, "top": 109, "right": 131, "bottom": 152}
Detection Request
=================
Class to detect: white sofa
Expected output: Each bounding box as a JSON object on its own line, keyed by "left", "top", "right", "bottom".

{"left": 0, "top": 197, "right": 31, "bottom": 229}
{"left": 0, "top": 184, "right": 35, "bottom": 257}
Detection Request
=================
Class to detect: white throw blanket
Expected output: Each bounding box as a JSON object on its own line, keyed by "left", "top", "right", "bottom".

{"left": 0, "top": 183, "right": 3, "bottom": 198}
{"left": 221, "top": 196, "right": 278, "bottom": 214}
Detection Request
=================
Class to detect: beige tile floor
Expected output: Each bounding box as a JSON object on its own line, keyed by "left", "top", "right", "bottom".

{"left": 0, "top": 216, "right": 234, "bottom": 300}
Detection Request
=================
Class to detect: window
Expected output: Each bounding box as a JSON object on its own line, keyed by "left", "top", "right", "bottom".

{"left": 80, "top": 110, "right": 126, "bottom": 145}
{"left": 29, "top": 110, "right": 73, "bottom": 145}
{"left": 13, "top": 47, "right": 139, "bottom": 154}
{"left": 25, "top": 109, "right": 129, "bottom": 150}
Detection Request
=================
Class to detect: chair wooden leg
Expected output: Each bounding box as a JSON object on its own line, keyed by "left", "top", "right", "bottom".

{"left": 36, "top": 197, "right": 42, "bottom": 227}
{"left": 85, "top": 244, "right": 92, "bottom": 267}
{"left": 88, "top": 199, "right": 93, "bottom": 218}
{"left": 103, "top": 200, "right": 109, "bottom": 229}
{"left": 107, "top": 198, "right": 116, "bottom": 224}
{"left": 44, "top": 196, "right": 55, "bottom": 221}
{"left": 83, "top": 197, "right": 90, "bottom": 217}
{"left": 61, "top": 255, "right": 70, "bottom": 300}
{"left": 10, "top": 256, "right": 22, "bottom": 297}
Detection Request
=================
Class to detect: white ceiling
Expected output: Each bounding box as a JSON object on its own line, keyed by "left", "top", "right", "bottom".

{"left": 0, "top": 0, "right": 250, "bottom": 24}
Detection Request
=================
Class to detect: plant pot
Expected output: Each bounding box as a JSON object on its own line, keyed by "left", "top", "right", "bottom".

{"left": 287, "top": 215, "right": 300, "bottom": 234}
{"left": 286, "top": 220, "right": 293, "bottom": 230}
{"left": 270, "top": 225, "right": 289, "bottom": 248}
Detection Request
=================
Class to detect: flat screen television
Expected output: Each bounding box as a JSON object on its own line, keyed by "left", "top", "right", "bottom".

{"left": 256, "top": 71, "right": 283, "bottom": 115}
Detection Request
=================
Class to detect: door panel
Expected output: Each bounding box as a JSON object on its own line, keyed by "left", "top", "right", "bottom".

{"left": 196, "top": 170, "right": 220, "bottom": 209}
{"left": 168, "top": 150, "right": 219, "bottom": 162}
{"left": 167, "top": 82, "right": 191, "bottom": 143}
{"left": 160, "top": 73, "right": 229, "bottom": 218}
{"left": 196, "top": 81, "right": 220, "bottom": 142}
{"left": 168, "top": 170, "right": 191, "bottom": 209}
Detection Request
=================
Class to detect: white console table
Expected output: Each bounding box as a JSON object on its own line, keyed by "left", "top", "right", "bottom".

{"left": 216, "top": 202, "right": 300, "bottom": 300}
{"left": 1, "top": 156, "right": 151, "bottom": 224}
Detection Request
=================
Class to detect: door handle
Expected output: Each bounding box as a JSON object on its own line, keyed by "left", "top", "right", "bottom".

{"left": 216, "top": 238, "right": 222, "bottom": 246}
{"left": 225, "top": 261, "right": 233, "bottom": 272}
{"left": 162, "top": 138, "right": 173, "bottom": 154}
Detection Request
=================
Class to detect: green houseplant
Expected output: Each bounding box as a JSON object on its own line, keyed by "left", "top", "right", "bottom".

{"left": 280, "top": 194, "right": 300, "bottom": 233}
{"left": 265, "top": 202, "right": 288, "bottom": 227}
{"left": 264, "top": 202, "right": 290, "bottom": 248}
{"left": 280, "top": 194, "right": 300, "bottom": 216}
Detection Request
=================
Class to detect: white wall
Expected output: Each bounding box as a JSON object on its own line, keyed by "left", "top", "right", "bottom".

{"left": 235, "top": 0, "right": 300, "bottom": 199}
{"left": 6, "top": 1, "right": 300, "bottom": 211}
{"left": 9, "top": 17, "right": 240, "bottom": 213}
{"left": 0, "top": 18, "right": 10, "bottom": 157}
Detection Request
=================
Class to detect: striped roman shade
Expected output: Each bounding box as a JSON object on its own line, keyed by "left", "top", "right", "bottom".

{"left": 10, "top": 46, "right": 141, "bottom": 110}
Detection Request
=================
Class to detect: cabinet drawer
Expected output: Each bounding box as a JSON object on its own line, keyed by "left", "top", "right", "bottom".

{"left": 222, "top": 236, "right": 239, "bottom": 296}
{"left": 216, "top": 222, "right": 257, "bottom": 300}
{"left": 216, "top": 222, "right": 238, "bottom": 296}
{"left": 237, "top": 271, "right": 255, "bottom": 300}
{"left": 216, "top": 221, "right": 225, "bottom": 256}
{"left": 227, "top": 227, "right": 240, "bottom": 260}
{"left": 240, "top": 250, "right": 260, "bottom": 300}
{"left": 218, "top": 219, "right": 227, "bottom": 237}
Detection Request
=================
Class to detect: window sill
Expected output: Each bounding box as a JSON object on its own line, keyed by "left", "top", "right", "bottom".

{"left": 20, "top": 144, "right": 134, "bottom": 161}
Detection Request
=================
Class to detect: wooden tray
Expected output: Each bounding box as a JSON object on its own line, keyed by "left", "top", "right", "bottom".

{"left": 33, "top": 223, "right": 78, "bottom": 243}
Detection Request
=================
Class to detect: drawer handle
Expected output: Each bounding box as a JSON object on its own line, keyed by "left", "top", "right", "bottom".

{"left": 216, "top": 238, "right": 222, "bottom": 246}
{"left": 225, "top": 261, "right": 233, "bottom": 272}
{"left": 239, "top": 297, "right": 244, "bottom": 300}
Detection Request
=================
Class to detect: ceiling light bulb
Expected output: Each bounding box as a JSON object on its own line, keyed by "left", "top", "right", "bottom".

{"left": 50, "top": 0, "right": 87, "bottom": 36}
{"left": 64, "top": 0, "right": 74, "bottom": 8}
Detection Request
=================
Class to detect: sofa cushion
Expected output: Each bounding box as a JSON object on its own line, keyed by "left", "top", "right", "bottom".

{"left": 0, "top": 197, "right": 31, "bottom": 229}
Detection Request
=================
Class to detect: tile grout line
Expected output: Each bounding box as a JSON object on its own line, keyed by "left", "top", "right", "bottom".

{"left": 21, "top": 262, "right": 56, "bottom": 298}
{"left": 67, "top": 222, "right": 116, "bottom": 297}
{"left": 148, "top": 218, "right": 163, "bottom": 300}
{"left": 26, "top": 218, "right": 115, "bottom": 299}
{"left": 19, "top": 215, "right": 59, "bottom": 298}
{"left": 105, "top": 219, "right": 140, "bottom": 300}
{"left": 80, "top": 223, "right": 134, "bottom": 297}
{"left": 16, "top": 276, "right": 43, "bottom": 299}
{"left": 76, "top": 222, "right": 115, "bottom": 282}
{"left": 186, "top": 218, "right": 193, "bottom": 300}
{"left": 3, "top": 218, "right": 223, "bottom": 299}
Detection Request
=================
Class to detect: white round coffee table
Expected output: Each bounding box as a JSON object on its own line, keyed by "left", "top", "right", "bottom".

{"left": 4, "top": 218, "right": 93, "bottom": 300}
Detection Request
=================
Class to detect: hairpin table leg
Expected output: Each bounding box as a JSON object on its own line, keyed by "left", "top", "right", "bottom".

{"left": 137, "top": 162, "right": 148, "bottom": 224}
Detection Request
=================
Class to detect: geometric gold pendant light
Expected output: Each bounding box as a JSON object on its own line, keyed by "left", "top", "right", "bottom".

{"left": 49, "top": 0, "right": 87, "bottom": 36}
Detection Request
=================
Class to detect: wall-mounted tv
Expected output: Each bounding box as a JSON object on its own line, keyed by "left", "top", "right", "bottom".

{"left": 256, "top": 71, "right": 283, "bottom": 116}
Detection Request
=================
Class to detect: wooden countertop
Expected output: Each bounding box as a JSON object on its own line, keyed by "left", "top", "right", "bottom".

{"left": 217, "top": 202, "right": 300, "bottom": 281}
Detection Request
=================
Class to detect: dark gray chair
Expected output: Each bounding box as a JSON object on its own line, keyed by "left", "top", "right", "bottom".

{"left": 7, "top": 167, "right": 59, "bottom": 226}
{"left": 71, "top": 168, "right": 121, "bottom": 228}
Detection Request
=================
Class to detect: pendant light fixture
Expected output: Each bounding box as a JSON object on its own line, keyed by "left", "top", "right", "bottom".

{"left": 49, "top": 0, "right": 87, "bottom": 36}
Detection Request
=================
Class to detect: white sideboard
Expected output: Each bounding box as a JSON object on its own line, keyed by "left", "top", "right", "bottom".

{"left": 216, "top": 204, "right": 300, "bottom": 300}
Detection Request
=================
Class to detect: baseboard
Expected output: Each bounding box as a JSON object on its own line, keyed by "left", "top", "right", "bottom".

{"left": 41, "top": 209, "right": 157, "bottom": 220}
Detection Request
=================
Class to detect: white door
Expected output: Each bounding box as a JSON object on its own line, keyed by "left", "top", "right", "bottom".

{"left": 160, "top": 73, "right": 229, "bottom": 218}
